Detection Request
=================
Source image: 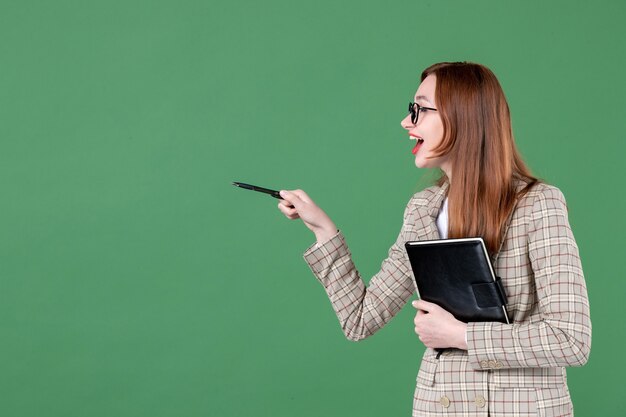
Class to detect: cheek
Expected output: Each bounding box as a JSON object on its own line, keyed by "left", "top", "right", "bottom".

{"left": 429, "top": 121, "right": 445, "bottom": 146}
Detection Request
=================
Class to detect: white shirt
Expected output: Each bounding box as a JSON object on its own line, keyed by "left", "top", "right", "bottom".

{"left": 436, "top": 197, "right": 449, "bottom": 239}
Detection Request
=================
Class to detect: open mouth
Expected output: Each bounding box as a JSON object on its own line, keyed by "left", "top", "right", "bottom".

{"left": 412, "top": 138, "right": 424, "bottom": 155}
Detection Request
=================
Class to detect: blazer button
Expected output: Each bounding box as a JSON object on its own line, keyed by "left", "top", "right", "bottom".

{"left": 480, "top": 360, "right": 489, "bottom": 368}
{"left": 439, "top": 396, "right": 450, "bottom": 408}
{"left": 495, "top": 361, "right": 503, "bottom": 369}
{"left": 475, "top": 395, "right": 486, "bottom": 408}
{"left": 488, "top": 360, "right": 497, "bottom": 368}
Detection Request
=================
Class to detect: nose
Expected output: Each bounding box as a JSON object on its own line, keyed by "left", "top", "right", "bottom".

{"left": 400, "top": 114, "right": 414, "bottom": 130}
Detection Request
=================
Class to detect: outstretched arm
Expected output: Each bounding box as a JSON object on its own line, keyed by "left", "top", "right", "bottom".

{"left": 278, "top": 189, "right": 416, "bottom": 341}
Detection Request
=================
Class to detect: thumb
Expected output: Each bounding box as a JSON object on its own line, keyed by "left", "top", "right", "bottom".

{"left": 289, "top": 189, "right": 313, "bottom": 203}
{"left": 413, "top": 299, "right": 438, "bottom": 312}
{"left": 279, "top": 190, "right": 302, "bottom": 206}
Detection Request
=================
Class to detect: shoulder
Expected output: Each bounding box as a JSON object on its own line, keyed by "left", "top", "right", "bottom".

{"left": 400, "top": 183, "right": 447, "bottom": 222}
{"left": 519, "top": 182, "right": 567, "bottom": 207}
{"left": 407, "top": 185, "right": 447, "bottom": 209}
{"left": 515, "top": 182, "right": 569, "bottom": 222}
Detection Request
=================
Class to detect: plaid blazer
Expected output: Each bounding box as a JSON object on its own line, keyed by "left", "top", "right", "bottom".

{"left": 303, "top": 181, "right": 591, "bottom": 417}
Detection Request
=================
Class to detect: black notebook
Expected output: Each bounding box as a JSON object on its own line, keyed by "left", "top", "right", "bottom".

{"left": 405, "top": 238, "right": 509, "bottom": 324}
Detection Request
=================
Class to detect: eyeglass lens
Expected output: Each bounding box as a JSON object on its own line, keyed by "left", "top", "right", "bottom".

{"left": 408, "top": 102, "right": 418, "bottom": 124}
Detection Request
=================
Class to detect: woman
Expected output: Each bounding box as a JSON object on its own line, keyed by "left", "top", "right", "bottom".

{"left": 277, "top": 62, "right": 591, "bottom": 417}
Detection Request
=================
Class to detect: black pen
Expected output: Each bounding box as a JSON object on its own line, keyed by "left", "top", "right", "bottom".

{"left": 232, "top": 181, "right": 296, "bottom": 208}
{"left": 232, "top": 182, "right": 295, "bottom": 208}
{"left": 232, "top": 182, "right": 283, "bottom": 199}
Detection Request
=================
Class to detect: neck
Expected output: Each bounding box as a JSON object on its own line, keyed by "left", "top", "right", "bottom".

{"left": 441, "top": 165, "right": 452, "bottom": 182}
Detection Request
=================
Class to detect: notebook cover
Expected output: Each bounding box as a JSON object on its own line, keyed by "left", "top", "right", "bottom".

{"left": 405, "top": 238, "right": 509, "bottom": 324}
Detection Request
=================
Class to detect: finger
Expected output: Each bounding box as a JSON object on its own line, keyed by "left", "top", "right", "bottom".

{"left": 277, "top": 199, "right": 296, "bottom": 211}
{"left": 414, "top": 299, "right": 439, "bottom": 312}
{"left": 279, "top": 190, "right": 303, "bottom": 206}
{"left": 413, "top": 310, "right": 427, "bottom": 329}
{"left": 283, "top": 207, "right": 298, "bottom": 218}
{"left": 412, "top": 300, "right": 432, "bottom": 311}
{"left": 278, "top": 202, "right": 299, "bottom": 218}
{"left": 413, "top": 309, "right": 425, "bottom": 321}
{"left": 278, "top": 199, "right": 294, "bottom": 208}
{"left": 284, "top": 189, "right": 313, "bottom": 204}
{"left": 415, "top": 311, "right": 426, "bottom": 324}
{"left": 290, "top": 189, "right": 310, "bottom": 202}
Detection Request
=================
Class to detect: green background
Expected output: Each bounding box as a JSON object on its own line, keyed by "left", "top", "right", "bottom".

{"left": 1, "top": 0, "right": 624, "bottom": 416}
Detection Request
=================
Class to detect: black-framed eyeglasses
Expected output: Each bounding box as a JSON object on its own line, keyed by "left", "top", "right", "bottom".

{"left": 408, "top": 102, "right": 437, "bottom": 124}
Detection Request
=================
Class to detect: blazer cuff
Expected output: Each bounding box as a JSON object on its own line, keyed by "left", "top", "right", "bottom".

{"left": 303, "top": 230, "right": 346, "bottom": 276}
{"left": 467, "top": 321, "right": 507, "bottom": 371}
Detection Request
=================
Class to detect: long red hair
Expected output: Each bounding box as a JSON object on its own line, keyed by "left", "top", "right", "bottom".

{"left": 422, "top": 62, "right": 538, "bottom": 255}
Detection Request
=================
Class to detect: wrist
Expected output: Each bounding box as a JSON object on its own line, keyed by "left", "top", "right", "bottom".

{"left": 314, "top": 225, "right": 338, "bottom": 245}
{"left": 457, "top": 322, "right": 468, "bottom": 350}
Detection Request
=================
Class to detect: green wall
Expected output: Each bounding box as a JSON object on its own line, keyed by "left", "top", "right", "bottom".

{"left": 1, "top": 0, "right": 624, "bottom": 415}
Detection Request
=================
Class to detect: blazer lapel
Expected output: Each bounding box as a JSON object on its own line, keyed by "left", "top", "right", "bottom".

{"left": 410, "top": 181, "right": 449, "bottom": 242}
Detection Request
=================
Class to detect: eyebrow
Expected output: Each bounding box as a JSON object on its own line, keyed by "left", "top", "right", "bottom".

{"left": 414, "top": 95, "right": 434, "bottom": 105}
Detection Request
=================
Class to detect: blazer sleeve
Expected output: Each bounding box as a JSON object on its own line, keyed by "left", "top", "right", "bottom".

{"left": 466, "top": 185, "right": 592, "bottom": 369}
{"left": 302, "top": 201, "right": 416, "bottom": 341}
